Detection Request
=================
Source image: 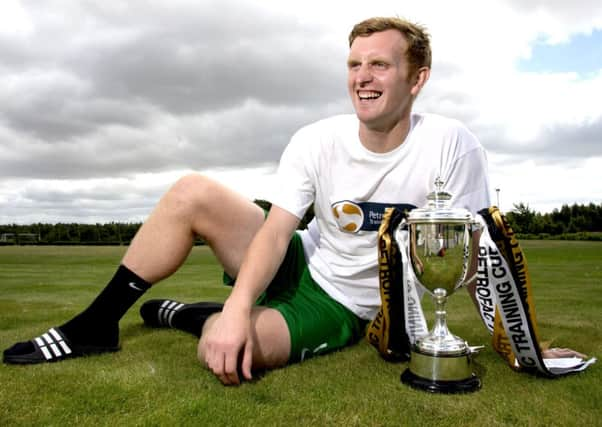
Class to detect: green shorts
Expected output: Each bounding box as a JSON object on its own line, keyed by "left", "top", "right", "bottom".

{"left": 224, "top": 233, "right": 367, "bottom": 363}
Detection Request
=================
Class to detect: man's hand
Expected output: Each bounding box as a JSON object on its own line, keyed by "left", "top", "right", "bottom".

{"left": 199, "top": 303, "right": 254, "bottom": 385}
{"left": 198, "top": 205, "right": 298, "bottom": 385}
{"left": 542, "top": 347, "right": 587, "bottom": 359}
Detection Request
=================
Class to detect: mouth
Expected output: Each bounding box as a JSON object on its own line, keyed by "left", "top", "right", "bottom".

{"left": 357, "top": 90, "right": 382, "bottom": 101}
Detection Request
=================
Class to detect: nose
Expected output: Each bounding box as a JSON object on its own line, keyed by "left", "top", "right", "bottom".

{"left": 355, "top": 63, "right": 373, "bottom": 85}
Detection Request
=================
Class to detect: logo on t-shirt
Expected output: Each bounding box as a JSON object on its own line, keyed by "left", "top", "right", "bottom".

{"left": 331, "top": 201, "right": 415, "bottom": 233}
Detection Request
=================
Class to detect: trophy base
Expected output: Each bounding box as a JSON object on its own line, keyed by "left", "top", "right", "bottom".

{"left": 400, "top": 348, "right": 481, "bottom": 393}
{"left": 401, "top": 369, "right": 481, "bottom": 394}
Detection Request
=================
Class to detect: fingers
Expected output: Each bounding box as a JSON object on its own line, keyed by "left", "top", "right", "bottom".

{"left": 241, "top": 340, "right": 254, "bottom": 381}
{"left": 197, "top": 310, "right": 253, "bottom": 386}
{"left": 201, "top": 336, "right": 252, "bottom": 385}
{"left": 223, "top": 350, "right": 241, "bottom": 385}
{"left": 204, "top": 346, "right": 243, "bottom": 386}
{"left": 543, "top": 347, "right": 588, "bottom": 359}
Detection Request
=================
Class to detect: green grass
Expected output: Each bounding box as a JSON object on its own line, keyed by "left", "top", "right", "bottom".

{"left": 0, "top": 242, "right": 600, "bottom": 426}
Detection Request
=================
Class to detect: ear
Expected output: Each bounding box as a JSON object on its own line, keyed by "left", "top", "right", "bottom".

{"left": 411, "top": 67, "right": 430, "bottom": 97}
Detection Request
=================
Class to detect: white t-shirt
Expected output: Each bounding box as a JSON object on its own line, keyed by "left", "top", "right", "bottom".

{"left": 271, "top": 113, "right": 491, "bottom": 320}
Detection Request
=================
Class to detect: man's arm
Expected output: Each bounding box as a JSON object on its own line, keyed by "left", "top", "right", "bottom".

{"left": 200, "top": 205, "right": 300, "bottom": 384}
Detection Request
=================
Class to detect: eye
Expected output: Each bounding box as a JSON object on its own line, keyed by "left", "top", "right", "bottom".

{"left": 373, "top": 61, "right": 388, "bottom": 69}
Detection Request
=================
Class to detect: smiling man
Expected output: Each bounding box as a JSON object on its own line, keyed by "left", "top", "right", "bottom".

{"left": 201, "top": 17, "right": 490, "bottom": 385}
{"left": 347, "top": 26, "right": 430, "bottom": 152}
{"left": 4, "top": 17, "right": 491, "bottom": 385}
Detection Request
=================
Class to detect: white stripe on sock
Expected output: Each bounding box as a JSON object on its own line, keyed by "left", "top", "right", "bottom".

{"left": 158, "top": 300, "right": 175, "bottom": 325}
{"left": 156, "top": 300, "right": 185, "bottom": 327}
{"left": 167, "top": 303, "right": 184, "bottom": 326}
{"left": 167, "top": 308, "right": 176, "bottom": 326}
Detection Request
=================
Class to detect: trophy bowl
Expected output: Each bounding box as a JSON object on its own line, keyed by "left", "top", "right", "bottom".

{"left": 400, "top": 180, "right": 481, "bottom": 393}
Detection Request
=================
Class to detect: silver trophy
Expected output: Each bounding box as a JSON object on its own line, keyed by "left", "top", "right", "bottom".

{"left": 400, "top": 178, "right": 481, "bottom": 393}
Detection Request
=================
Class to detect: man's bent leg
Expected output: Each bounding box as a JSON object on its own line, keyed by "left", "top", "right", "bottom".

{"left": 123, "top": 173, "right": 265, "bottom": 282}
{"left": 4, "top": 174, "right": 264, "bottom": 364}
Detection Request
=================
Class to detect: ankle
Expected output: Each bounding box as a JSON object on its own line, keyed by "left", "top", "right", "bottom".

{"left": 59, "top": 317, "right": 119, "bottom": 347}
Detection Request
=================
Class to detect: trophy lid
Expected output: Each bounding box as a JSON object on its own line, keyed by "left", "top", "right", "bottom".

{"left": 407, "top": 178, "right": 472, "bottom": 224}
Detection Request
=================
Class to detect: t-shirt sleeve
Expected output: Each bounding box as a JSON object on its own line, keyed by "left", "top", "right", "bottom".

{"left": 269, "top": 127, "right": 317, "bottom": 220}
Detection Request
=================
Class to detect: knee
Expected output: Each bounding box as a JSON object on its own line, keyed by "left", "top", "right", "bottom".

{"left": 164, "top": 173, "right": 216, "bottom": 213}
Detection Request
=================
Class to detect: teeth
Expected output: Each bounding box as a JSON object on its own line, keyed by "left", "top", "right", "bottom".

{"left": 358, "top": 91, "right": 381, "bottom": 100}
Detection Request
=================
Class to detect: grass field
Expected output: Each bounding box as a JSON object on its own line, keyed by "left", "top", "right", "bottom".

{"left": 0, "top": 241, "right": 600, "bottom": 426}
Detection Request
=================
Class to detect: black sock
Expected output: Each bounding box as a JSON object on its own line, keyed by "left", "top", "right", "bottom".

{"left": 172, "top": 302, "right": 224, "bottom": 337}
{"left": 59, "top": 265, "right": 151, "bottom": 346}
{"left": 140, "top": 300, "right": 223, "bottom": 337}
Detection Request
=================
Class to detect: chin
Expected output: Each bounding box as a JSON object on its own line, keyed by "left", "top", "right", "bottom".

{"left": 355, "top": 111, "right": 382, "bottom": 126}
{"left": 353, "top": 105, "right": 377, "bottom": 119}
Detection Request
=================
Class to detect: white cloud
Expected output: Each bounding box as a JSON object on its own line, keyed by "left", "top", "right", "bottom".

{"left": 0, "top": 0, "right": 601, "bottom": 224}
{"left": 0, "top": 0, "right": 33, "bottom": 37}
{"left": 489, "top": 154, "right": 602, "bottom": 213}
{"left": 0, "top": 166, "right": 279, "bottom": 224}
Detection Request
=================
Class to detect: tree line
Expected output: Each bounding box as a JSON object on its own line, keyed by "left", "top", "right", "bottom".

{"left": 0, "top": 222, "right": 142, "bottom": 245}
{"left": 0, "top": 202, "right": 600, "bottom": 245}
{"left": 0, "top": 200, "right": 316, "bottom": 245}
{"left": 504, "top": 202, "right": 602, "bottom": 240}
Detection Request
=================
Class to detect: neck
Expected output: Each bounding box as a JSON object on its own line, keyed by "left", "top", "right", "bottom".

{"left": 358, "top": 114, "right": 412, "bottom": 153}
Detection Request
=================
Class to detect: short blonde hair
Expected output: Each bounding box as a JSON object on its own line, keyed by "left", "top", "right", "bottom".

{"left": 349, "top": 17, "right": 432, "bottom": 75}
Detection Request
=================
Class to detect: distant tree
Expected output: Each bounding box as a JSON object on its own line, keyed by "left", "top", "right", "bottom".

{"left": 506, "top": 202, "right": 537, "bottom": 234}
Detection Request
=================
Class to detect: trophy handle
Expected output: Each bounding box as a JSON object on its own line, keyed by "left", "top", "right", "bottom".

{"left": 461, "top": 220, "right": 484, "bottom": 286}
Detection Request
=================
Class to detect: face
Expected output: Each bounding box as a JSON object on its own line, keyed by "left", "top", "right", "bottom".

{"left": 347, "top": 29, "right": 425, "bottom": 132}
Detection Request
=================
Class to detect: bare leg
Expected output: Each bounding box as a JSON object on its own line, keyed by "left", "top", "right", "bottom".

{"left": 2, "top": 173, "right": 266, "bottom": 365}
{"left": 136, "top": 175, "right": 291, "bottom": 378}
{"left": 123, "top": 173, "right": 265, "bottom": 283}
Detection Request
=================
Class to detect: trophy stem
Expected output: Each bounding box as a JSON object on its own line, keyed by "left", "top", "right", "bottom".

{"left": 432, "top": 288, "right": 451, "bottom": 339}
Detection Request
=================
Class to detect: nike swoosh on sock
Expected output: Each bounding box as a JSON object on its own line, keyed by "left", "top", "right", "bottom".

{"left": 128, "top": 282, "right": 144, "bottom": 292}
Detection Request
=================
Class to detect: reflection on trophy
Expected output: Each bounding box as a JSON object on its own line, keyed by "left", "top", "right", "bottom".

{"left": 400, "top": 178, "right": 481, "bottom": 393}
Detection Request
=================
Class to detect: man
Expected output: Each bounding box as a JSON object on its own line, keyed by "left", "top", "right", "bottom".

{"left": 4, "top": 17, "right": 491, "bottom": 384}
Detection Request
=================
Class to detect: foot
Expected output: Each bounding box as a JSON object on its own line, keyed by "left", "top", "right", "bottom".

{"left": 140, "top": 299, "right": 223, "bottom": 337}
{"left": 3, "top": 326, "right": 120, "bottom": 365}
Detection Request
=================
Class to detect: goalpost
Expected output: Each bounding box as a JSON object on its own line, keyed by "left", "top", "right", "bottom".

{"left": 0, "top": 233, "right": 39, "bottom": 244}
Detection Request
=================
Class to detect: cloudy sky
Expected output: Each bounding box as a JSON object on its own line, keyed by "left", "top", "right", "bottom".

{"left": 1, "top": 0, "right": 601, "bottom": 224}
